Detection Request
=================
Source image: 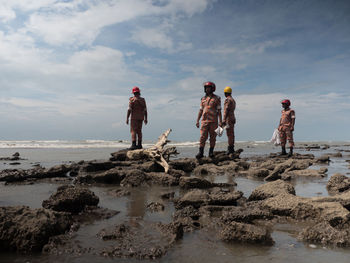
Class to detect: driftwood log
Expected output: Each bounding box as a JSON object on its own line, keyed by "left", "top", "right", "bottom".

{"left": 126, "top": 129, "right": 177, "bottom": 173}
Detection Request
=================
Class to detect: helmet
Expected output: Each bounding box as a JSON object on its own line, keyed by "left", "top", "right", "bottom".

{"left": 132, "top": 86, "right": 140, "bottom": 93}
{"left": 281, "top": 99, "right": 291, "bottom": 106}
{"left": 224, "top": 86, "right": 232, "bottom": 93}
{"left": 203, "top": 81, "right": 216, "bottom": 92}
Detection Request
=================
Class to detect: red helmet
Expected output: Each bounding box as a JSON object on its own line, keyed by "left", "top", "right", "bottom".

{"left": 203, "top": 81, "right": 216, "bottom": 92}
{"left": 132, "top": 86, "right": 140, "bottom": 93}
{"left": 281, "top": 99, "right": 291, "bottom": 106}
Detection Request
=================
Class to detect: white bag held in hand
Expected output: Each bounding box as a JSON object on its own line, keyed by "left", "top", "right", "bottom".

{"left": 215, "top": 126, "right": 224, "bottom": 137}
{"left": 270, "top": 129, "right": 281, "bottom": 146}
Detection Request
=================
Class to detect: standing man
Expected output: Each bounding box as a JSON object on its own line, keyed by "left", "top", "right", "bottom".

{"left": 196, "top": 81, "right": 222, "bottom": 158}
{"left": 222, "top": 86, "right": 236, "bottom": 155}
{"left": 126, "top": 86, "right": 148, "bottom": 150}
{"left": 278, "top": 99, "right": 295, "bottom": 156}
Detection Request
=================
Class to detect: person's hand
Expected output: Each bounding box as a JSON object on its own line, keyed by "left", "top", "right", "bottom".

{"left": 290, "top": 126, "right": 294, "bottom": 132}
{"left": 196, "top": 122, "right": 200, "bottom": 128}
{"left": 219, "top": 121, "right": 223, "bottom": 127}
{"left": 126, "top": 119, "right": 129, "bottom": 125}
{"left": 144, "top": 119, "right": 148, "bottom": 125}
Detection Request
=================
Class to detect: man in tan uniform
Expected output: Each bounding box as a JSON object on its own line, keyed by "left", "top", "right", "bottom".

{"left": 126, "top": 86, "right": 148, "bottom": 150}
{"left": 278, "top": 99, "right": 295, "bottom": 156}
{"left": 196, "top": 81, "right": 222, "bottom": 158}
{"left": 222, "top": 86, "right": 236, "bottom": 154}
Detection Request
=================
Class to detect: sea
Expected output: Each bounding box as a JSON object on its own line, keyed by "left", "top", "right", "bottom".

{"left": 0, "top": 140, "right": 350, "bottom": 263}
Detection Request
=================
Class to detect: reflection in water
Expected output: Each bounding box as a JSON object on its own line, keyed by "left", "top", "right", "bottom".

{"left": 127, "top": 188, "right": 147, "bottom": 218}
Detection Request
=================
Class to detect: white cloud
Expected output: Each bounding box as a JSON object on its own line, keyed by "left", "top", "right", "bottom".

{"left": 18, "top": 0, "right": 213, "bottom": 47}
{"left": 0, "top": 0, "right": 56, "bottom": 22}
{"left": 0, "top": 93, "right": 128, "bottom": 117}
{"left": 132, "top": 28, "right": 174, "bottom": 51}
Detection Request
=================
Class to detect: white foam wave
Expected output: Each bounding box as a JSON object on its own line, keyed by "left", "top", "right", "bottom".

{"left": 0, "top": 140, "right": 129, "bottom": 149}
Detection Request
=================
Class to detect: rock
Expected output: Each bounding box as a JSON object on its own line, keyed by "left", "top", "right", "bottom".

{"left": 316, "top": 155, "right": 330, "bottom": 163}
{"left": 245, "top": 168, "right": 270, "bottom": 178}
{"left": 79, "top": 161, "right": 117, "bottom": 173}
{"left": 139, "top": 161, "right": 165, "bottom": 173}
{"left": 110, "top": 150, "right": 128, "bottom": 161}
{"left": 281, "top": 169, "right": 327, "bottom": 180}
{"left": 218, "top": 222, "right": 274, "bottom": 245}
{"left": 173, "top": 206, "right": 201, "bottom": 232}
{"left": 261, "top": 193, "right": 350, "bottom": 225}
{"left": 44, "top": 164, "right": 71, "bottom": 178}
{"left": 193, "top": 163, "right": 222, "bottom": 176}
{"left": 160, "top": 192, "right": 175, "bottom": 200}
{"left": 176, "top": 189, "right": 243, "bottom": 209}
{"left": 327, "top": 173, "right": 350, "bottom": 194}
{"left": 148, "top": 172, "right": 179, "bottom": 186}
{"left": 42, "top": 185, "right": 99, "bottom": 214}
{"left": 120, "top": 170, "right": 148, "bottom": 187}
{"left": 264, "top": 159, "right": 313, "bottom": 181}
{"left": 220, "top": 205, "right": 274, "bottom": 224}
{"left": 99, "top": 221, "right": 183, "bottom": 259}
{"left": 0, "top": 206, "right": 71, "bottom": 253}
{"left": 147, "top": 202, "right": 165, "bottom": 212}
{"left": 76, "top": 167, "right": 126, "bottom": 184}
{"left": 175, "top": 189, "right": 210, "bottom": 209}
{"left": 169, "top": 159, "right": 197, "bottom": 173}
{"left": 179, "top": 176, "right": 214, "bottom": 189}
{"left": 248, "top": 180, "right": 295, "bottom": 201}
{"left": 299, "top": 221, "right": 350, "bottom": 247}
{"left": 9, "top": 162, "right": 21, "bottom": 165}
{"left": 331, "top": 152, "right": 343, "bottom": 158}
{"left": 0, "top": 167, "right": 42, "bottom": 182}
{"left": 208, "top": 188, "right": 243, "bottom": 206}
{"left": 108, "top": 189, "right": 131, "bottom": 197}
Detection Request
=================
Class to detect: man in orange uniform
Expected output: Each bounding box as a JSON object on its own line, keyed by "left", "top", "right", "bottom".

{"left": 126, "top": 86, "right": 148, "bottom": 150}
{"left": 222, "top": 86, "right": 236, "bottom": 154}
{"left": 278, "top": 99, "right": 295, "bottom": 156}
{"left": 196, "top": 81, "right": 222, "bottom": 158}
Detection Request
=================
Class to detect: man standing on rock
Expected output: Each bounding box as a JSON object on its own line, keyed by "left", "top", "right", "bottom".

{"left": 222, "top": 86, "right": 236, "bottom": 155}
{"left": 196, "top": 81, "right": 222, "bottom": 159}
{"left": 278, "top": 99, "right": 295, "bottom": 157}
{"left": 126, "top": 86, "right": 148, "bottom": 150}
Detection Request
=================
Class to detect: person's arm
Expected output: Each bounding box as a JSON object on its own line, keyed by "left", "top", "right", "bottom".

{"left": 144, "top": 111, "right": 148, "bottom": 125}
{"left": 218, "top": 97, "right": 222, "bottom": 127}
{"left": 126, "top": 109, "right": 131, "bottom": 125}
{"left": 222, "top": 100, "right": 227, "bottom": 126}
{"left": 196, "top": 109, "right": 203, "bottom": 128}
{"left": 126, "top": 99, "right": 132, "bottom": 124}
{"left": 144, "top": 99, "right": 148, "bottom": 125}
{"left": 218, "top": 110, "right": 222, "bottom": 127}
{"left": 291, "top": 111, "right": 296, "bottom": 131}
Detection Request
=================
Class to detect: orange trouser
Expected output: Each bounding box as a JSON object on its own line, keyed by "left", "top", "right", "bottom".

{"left": 279, "top": 126, "right": 294, "bottom": 147}
{"left": 200, "top": 122, "right": 218, "bottom": 148}
{"left": 130, "top": 119, "right": 143, "bottom": 141}
{"left": 226, "top": 121, "right": 235, "bottom": 146}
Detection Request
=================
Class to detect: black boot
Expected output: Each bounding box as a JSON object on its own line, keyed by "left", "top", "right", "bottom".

{"left": 226, "top": 145, "right": 235, "bottom": 155}
{"left": 209, "top": 147, "right": 214, "bottom": 158}
{"left": 129, "top": 141, "right": 137, "bottom": 150}
{"left": 280, "top": 146, "right": 287, "bottom": 156}
{"left": 196, "top": 147, "right": 204, "bottom": 159}
{"left": 288, "top": 147, "right": 293, "bottom": 157}
{"left": 137, "top": 140, "right": 143, "bottom": 149}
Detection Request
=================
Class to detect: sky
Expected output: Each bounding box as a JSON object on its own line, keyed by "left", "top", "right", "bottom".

{"left": 0, "top": 0, "right": 349, "bottom": 142}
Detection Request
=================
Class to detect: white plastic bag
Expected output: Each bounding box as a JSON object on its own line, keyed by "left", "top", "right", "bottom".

{"left": 215, "top": 126, "right": 224, "bottom": 137}
{"left": 270, "top": 129, "right": 281, "bottom": 146}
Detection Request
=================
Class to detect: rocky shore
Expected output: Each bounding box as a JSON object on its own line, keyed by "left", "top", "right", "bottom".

{"left": 1, "top": 144, "right": 350, "bottom": 259}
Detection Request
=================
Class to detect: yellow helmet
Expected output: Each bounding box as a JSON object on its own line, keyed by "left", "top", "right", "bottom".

{"left": 224, "top": 86, "right": 232, "bottom": 93}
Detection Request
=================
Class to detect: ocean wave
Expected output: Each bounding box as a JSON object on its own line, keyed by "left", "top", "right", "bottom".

{"left": 0, "top": 140, "right": 129, "bottom": 149}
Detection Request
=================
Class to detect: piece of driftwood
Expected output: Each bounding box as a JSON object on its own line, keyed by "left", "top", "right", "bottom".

{"left": 126, "top": 129, "right": 175, "bottom": 173}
